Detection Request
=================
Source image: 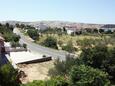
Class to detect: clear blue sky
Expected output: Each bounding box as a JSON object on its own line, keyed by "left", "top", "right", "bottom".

{"left": 0, "top": 0, "right": 115, "bottom": 24}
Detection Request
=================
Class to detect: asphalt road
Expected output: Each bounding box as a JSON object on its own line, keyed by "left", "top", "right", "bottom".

{"left": 13, "top": 28, "right": 67, "bottom": 60}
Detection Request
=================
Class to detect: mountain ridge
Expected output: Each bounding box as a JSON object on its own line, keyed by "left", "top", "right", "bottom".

{"left": 0, "top": 20, "right": 114, "bottom": 29}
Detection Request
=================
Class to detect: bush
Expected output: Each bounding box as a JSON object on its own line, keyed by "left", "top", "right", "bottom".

{"left": 48, "top": 54, "right": 82, "bottom": 77}
{"left": 12, "top": 34, "right": 20, "bottom": 42}
{"left": 62, "top": 41, "right": 75, "bottom": 53}
{"left": 27, "top": 29, "right": 39, "bottom": 40}
{"left": 46, "top": 76, "right": 69, "bottom": 86}
{"left": 11, "top": 42, "right": 21, "bottom": 48}
{"left": 81, "top": 45, "right": 115, "bottom": 83}
{"left": 4, "top": 33, "right": 20, "bottom": 42}
{"left": 21, "top": 80, "right": 45, "bottom": 86}
{"left": 70, "top": 65, "right": 110, "bottom": 86}
{"left": 42, "top": 36, "right": 58, "bottom": 49}
{"left": 99, "top": 29, "right": 104, "bottom": 33}
{"left": 81, "top": 45, "right": 109, "bottom": 68}
{"left": 0, "top": 23, "right": 20, "bottom": 42}
{"left": 0, "top": 64, "right": 20, "bottom": 86}
{"left": 105, "top": 30, "right": 113, "bottom": 34}
{"left": 23, "top": 43, "right": 27, "bottom": 49}
{"left": 22, "top": 76, "right": 69, "bottom": 86}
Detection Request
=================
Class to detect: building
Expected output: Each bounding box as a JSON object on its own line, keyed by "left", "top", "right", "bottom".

{"left": 101, "top": 24, "right": 115, "bottom": 32}
{"left": 35, "top": 23, "right": 48, "bottom": 30}
{"left": 65, "top": 26, "right": 77, "bottom": 35}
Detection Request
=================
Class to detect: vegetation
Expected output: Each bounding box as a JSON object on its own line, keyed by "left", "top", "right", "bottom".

{"left": 48, "top": 43, "right": 115, "bottom": 85}
{"left": 70, "top": 65, "right": 110, "bottom": 86}
{"left": 11, "top": 41, "right": 21, "bottom": 48}
{"left": 41, "top": 36, "right": 58, "bottom": 49}
{"left": 27, "top": 29, "right": 39, "bottom": 40}
{"left": 40, "top": 27, "right": 63, "bottom": 35}
{"left": 23, "top": 46, "right": 112, "bottom": 86}
{"left": 0, "top": 64, "right": 20, "bottom": 86}
{"left": 22, "top": 43, "right": 27, "bottom": 49}
{"left": 16, "top": 23, "right": 25, "bottom": 29}
{"left": 81, "top": 45, "right": 115, "bottom": 82}
{"left": 48, "top": 54, "right": 82, "bottom": 77}
{"left": 0, "top": 23, "right": 112, "bottom": 86}
{"left": 0, "top": 23, "right": 20, "bottom": 42}
{"left": 62, "top": 41, "right": 75, "bottom": 53}
{"left": 21, "top": 76, "right": 69, "bottom": 86}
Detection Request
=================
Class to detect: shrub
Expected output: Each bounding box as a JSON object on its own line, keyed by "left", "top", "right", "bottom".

{"left": 62, "top": 41, "right": 75, "bottom": 53}
{"left": 11, "top": 42, "right": 21, "bottom": 48}
{"left": 21, "top": 76, "right": 69, "bottom": 86}
{"left": 81, "top": 45, "right": 115, "bottom": 83}
{"left": 46, "top": 76, "right": 69, "bottom": 86}
{"left": 42, "top": 36, "right": 58, "bottom": 49}
{"left": 48, "top": 54, "right": 82, "bottom": 77}
{"left": 27, "top": 29, "right": 39, "bottom": 40}
{"left": 4, "top": 33, "right": 20, "bottom": 42}
{"left": 23, "top": 43, "right": 27, "bottom": 49}
{"left": 0, "top": 64, "right": 20, "bottom": 86}
{"left": 70, "top": 65, "right": 110, "bottom": 86}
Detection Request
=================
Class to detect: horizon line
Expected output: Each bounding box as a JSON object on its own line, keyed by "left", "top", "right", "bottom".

{"left": 0, "top": 19, "right": 115, "bottom": 25}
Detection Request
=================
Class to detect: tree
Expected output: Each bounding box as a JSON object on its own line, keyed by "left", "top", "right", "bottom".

{"left": 12, "top": 34, "right": 20, "bottom": 42}
{"left": 63, "top": 27, "right": 67, "bottom": 34}
{"left": 99, "top": 29, "right": 104, "bottom": 33}
{"left": 0, "top": 23, "right": 2, "bottom": 26}
{"left": 4, "top": 33, "right": 20, "bottom": 42}
{"left": 42, "top": 36, "right": 58, "bottom": 49}
{"left": 5, "top": 23, "right": 10, "bottom": 28}
{"left": 102, "top": 47, "right": 115, "bottom": 82}
{"left": 11, "top": 41, "right": 21, "bottom": 48}
{"left": 55, "top": 28, "right": 63, "bottom": 35}
{"left": 23, "top": 43, "right": 27, "bottom": 49}
{"left": 24, "top": 25, "right": 35, "bottom": 30}
{"left": 15, "top": 23, "right": 20, "bottom": 28}
{"left": 106, "top": 30, "right": 113, "bottom": 34}
{"left": 0, "top": 64, "right": 20, "bottom": 86}
{"left": 81, "top": 44, "right": 115, "bottom": 84}
{"left": 27, "top": 29, "right": 39, "bottom": 40}
{"left": 93, "top": 28, "right": 98, "bottom": 33}
{"left": 85, "top": 28, "right": 92, "bottom": 33}
{"left": 21, "top": 24, "right": 25, "bottom": 29}
{"left": 70, "top": 65, "right": 110, "bottom": 86}
{"left": 9, "top": 25, "right": 14, "bottom": 31}
{"left": 81, "top": 45, "right": 109, "bottom": 68}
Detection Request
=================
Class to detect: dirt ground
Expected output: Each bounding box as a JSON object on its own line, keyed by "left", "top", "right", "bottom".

{"left": 17, "top": 61, "right": 54, "bottom": 84}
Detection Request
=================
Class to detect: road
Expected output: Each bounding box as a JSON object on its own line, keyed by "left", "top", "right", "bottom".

{"left": 13, "top": 28, "right": 67, "bottom": 60}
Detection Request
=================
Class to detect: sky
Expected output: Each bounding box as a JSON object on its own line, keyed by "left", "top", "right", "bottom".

{"left": 0, "top": 0, "right": 115, "bottom": 24}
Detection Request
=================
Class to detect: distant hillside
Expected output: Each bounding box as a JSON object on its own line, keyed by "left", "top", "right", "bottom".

{"left": 0, "top": 20, "right": 111, "bottom": 29}
{"left": 101, "top": 24, "right": 115, "bottom": 28}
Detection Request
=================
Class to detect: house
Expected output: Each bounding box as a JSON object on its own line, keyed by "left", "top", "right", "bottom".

{"left": 65, "top": 26, "right": 77, "bottom": 35}
{"left": 35, "top": 23, "right": 48, "bottom": 30}
{"left": 101, "top": 24, "right": 115, "bottom": 32}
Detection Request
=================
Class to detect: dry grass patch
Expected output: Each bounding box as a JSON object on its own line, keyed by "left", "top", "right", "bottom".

{"left": 17, "top": 61, "right": 54, "bottom": 84}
